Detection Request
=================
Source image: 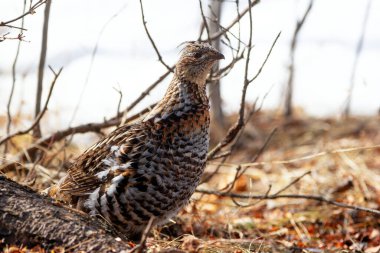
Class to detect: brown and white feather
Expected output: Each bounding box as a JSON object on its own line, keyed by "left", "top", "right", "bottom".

{"left": 51, "top": 41, "right": 224, "bottom": 239}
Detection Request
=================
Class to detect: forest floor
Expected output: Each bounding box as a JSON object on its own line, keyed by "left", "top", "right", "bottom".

{"left": 1, "top": 111, "right": 380, "bottom": 252}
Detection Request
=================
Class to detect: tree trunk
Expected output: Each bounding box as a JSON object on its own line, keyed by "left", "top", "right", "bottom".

{"left": 0, "top": 176, "right": 131, "bottom": 252}
{"left": 343, "top": 0, "right": 372, "bottom": 117}
{"left": 284, "top": 1, "right": 313, "bottom": 118}
{"left": 34, "top": 0, "right": 52, "bottom": 138}
{"left": 208, "top": 0, "right": 225, "bottom": 129}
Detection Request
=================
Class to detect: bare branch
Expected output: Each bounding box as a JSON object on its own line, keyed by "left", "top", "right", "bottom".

{"left": 284, "top": 0, "right": 313, "bottom": 118}
{"left": 68, "top": 5, "right": 126, "bottom": 126}
{"left": 0, "top": 0, "right": 46, "bottom": 30}
{"left": 139, "top": 0, "right": 173, "bottom": 73}
{"left": 210, "top": 49, "right": 245, "bottom": 80}
{"left": 120, "top": 69, "right": 172, "bottom": 122}
{"left": 209, "top": 144, "right": 380, "bottom": 168}
{"left": 113, "top": 85, "right": 123, "bottom": 117}
{"left": 232, "top": 170, "right": 311, "bottom": 208}
{"left": 196, "top": 189, "right": 380, "bottom": 216}
{"left": 5, "top": 0, "right": 27, "bottom": 154}
{"left": 15, "top": 103, "right": 155, "bottom": 162}
{"left": 198, "top": 0, "right": 211, "bottom": 42}
{"left": 207, "top": 1, "right": 279, "bottom": 161}
{"left": 0, "top": 67, "right": 63, "bottom": 146}
{"left": 343, "top": 0, "right": 372, "bottom": 117}
{"left": 248, "top": 31, "right": 281, "bottom": 83}
{"left": 239, "top": 0, "right": 254, "bottom": 127}
{"left": 221, "top": 128, "right": 277, "bottom": 193}
{"left": 204, "top": 0, "right": 260, "bottom": 42}
{"left": 273, "top": 170, "right": 311, "bottom": 196}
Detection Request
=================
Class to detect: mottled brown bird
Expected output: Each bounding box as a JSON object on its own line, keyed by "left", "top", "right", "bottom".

{"left": 51, "top": 41, "right": 224, "bottom": 240}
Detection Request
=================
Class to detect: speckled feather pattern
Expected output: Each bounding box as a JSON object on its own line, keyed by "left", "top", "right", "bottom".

{"left": 53, "top": 42, "right": 224, "bottom": 239}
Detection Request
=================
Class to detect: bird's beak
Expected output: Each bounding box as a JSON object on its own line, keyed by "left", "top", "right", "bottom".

{"left": 211, "top": 51, "right": 225, "bottom": 60}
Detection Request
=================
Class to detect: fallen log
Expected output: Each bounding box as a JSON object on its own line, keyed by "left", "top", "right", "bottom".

{"left": 0, "top": 176, "right": 131, "bottom": 252}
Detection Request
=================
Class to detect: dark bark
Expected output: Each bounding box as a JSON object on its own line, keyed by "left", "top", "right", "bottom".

{"left": 0, "top": 176, "right": 131, "bottom": 252}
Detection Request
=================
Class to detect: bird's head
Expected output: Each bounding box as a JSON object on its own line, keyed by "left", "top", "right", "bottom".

{"left": 176, "top": 41, "right": 224, "bottom": 86}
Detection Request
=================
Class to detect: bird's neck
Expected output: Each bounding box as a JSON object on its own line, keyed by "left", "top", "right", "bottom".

{"left": 144, "top": 75, "right": 209, "bottom": 122}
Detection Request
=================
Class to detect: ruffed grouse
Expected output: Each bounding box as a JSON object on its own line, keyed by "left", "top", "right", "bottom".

{"left": 51, "top": 41, "right": 224, "bottom": 240}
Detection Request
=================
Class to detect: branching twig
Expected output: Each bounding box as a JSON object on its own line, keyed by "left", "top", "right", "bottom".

{"left": 139, "top": 0, "right": 173, "bottom": 73}
{"left": 198, "top": 0, "right": 211, "bottom": 42}
{"left": 0, "top": 67, "right": 63, "bottom": 146}
{"left": 207, "top": 21, "right": 279, "bottom": 161}
{"left": 195, "top": 189, "right": 380, "bottom": 216}
{"left": 231, "top": 170, "right": 311, "bottom": 207}
{"left": 222, "top": 128, "right": 277, "bottom": 193}
{"left": 273, "top": 170, "right": 311, "bottom": 196}
{"left": 4, "top": 0, "right": 27, "bottom": 154}
{"left": 0, "top": 0, "right": 46, "bottom": 30}
{"left": 113, "top": 86, "right": 123, "bottom": 117}
{"left": 68, "top": 5, "right": 126, "bottom": 126}
{"left": 15, "top": 103, "right": 155, "bottom": 162}
{"left": 204, "top": 0, "right": 260, "bottom": 42}
{"left": 248, "top": 31, "right": 281, "bottom": 83}
{"left": 208, "top": 144, "right": 380, "bottom": 168}
{"left": 212, "top": 49, "right": 245, "bottom": 79}
{"left": 239, "top": 0, "right": 254, "bottom": 127}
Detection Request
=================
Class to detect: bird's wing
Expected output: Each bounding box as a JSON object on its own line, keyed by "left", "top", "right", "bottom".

{"left": 58, "top": 123, "right": 148, "bottom": 196}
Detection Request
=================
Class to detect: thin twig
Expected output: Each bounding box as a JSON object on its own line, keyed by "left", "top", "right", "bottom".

{"left": 284, "top": 0, "right": 313, "bottom": 118}
{"left": 0, "top": 67, "right": 63, "bottom": 146}
{"left": 207, "top": 31, "right": 280, "bottom": 160}
{"left": 195, "top": 189, "right": 380, "bottom": 216}
{"left": 139, "top": 0, "right": 173, "bottom": 72}
{"left": 128, "top": 217, "right": 155, "bottom": 253}
{"left": 0, "top": 0, "right": 46, "bottom": 29}
{"left": 208, "top": 144, "right": 380, "bottom": 168}
{"left": 68, "top": 5, "right": 126, "bottom": 126}
{"left": 235, "top": 0, "right": 242, "bottom": 54}
{"left": 222, "top": 128, "right": 277, "bottom": 193}
{"left": 248, "top": 31, "right": 281, "bottom": 83}
{"left": 113, "top": 86, "right": 123, "bottom": 117}
{"left": 343, "top": 0, "right": 372, "bottom": 117}
{"left": 202, "top": 100, "right": 259, "bottom": 184}
{"left": 198, "top": 0, "right": 211, "bottom": 42}
{"left": 239, "top": 0, "right": 254, "bottom": 127}
{"left": 4, "top": 0, "right": 27, "bottom": 154}
{"left": 120, "top": 69, "right": 172, "bottom": 124}
{"left": 204, "top": 0, "right": 260, "bottom": 42}
{"left": 15, "top": 103, "right": 155, "bottom": 161}
{"left": 273, "top": 170, "right": 311, "bottom": 196}
{"left": 197, "top": 20, "right": 206, "bottom": 42}
{"left": 207, "top": 0, "right": 257, "bottom": 161}
{"left": 232, "top": 170, "right": 311, "bottom": 207}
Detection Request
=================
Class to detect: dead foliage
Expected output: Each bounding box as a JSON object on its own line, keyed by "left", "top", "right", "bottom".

{"left": 1, "top": 111, "right": 380, "bottom": 252}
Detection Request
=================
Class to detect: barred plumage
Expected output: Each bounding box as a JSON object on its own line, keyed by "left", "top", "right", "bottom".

{"left": 50, "top": 41, "right": 224, "bottom": 240}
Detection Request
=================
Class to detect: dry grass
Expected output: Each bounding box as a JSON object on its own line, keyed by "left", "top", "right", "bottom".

{"left": 1, "top": 111, "right": 380, "bottom": 252}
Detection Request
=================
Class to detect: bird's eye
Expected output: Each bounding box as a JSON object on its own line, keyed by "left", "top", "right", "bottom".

{"left": 193, "top": 52, "right": 202, "bottom": 58}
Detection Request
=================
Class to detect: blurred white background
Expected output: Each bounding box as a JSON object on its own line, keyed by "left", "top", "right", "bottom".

{"left": 1, "top": 0, "right": 379, "bottom": 133}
